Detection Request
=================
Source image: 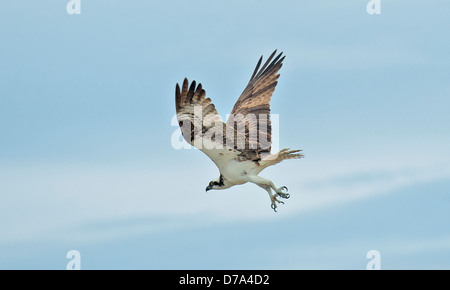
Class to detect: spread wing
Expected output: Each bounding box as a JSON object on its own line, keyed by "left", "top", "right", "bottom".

{"left": 226, "top": 50, "right": 285, "bottom": 156}
{"left": 175, "top": 78, "right": 260, "bottom": 168}
{"left": 175, "top": 78, "right": 223, "bottom": 149}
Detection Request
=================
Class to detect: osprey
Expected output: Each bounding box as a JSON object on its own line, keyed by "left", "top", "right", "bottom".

{"left": 175, "top": 50, "right": 303, "bottom": 211}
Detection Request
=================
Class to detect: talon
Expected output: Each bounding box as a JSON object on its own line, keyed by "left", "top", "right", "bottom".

{"left": 277, "top": 192, "right": 290, "bottom": 199}
{"left": 270, "top": 195, "right": 285, "bottom": 212}
{"left": 276, "top": 186, "right": 290, "bottom": 199}
{"left": 271, "top": 203, "right": 277, "bottom": 212}
{"left": 280, "top": 186, "right": 288, "bottom": 193}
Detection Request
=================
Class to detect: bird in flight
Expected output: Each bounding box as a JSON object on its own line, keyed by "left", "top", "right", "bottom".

{"left": 175, "top": 50, "right": 303, "bottom": 211}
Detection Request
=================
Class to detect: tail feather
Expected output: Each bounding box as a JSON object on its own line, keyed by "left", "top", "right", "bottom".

{"left": 260, "top": 148, "right": 304, "bottom": 169}
{"left": 278, "top": 148, "right": 303, "bottom": 160}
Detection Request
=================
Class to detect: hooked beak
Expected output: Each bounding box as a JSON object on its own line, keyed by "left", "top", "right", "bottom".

{"left": 206, "top": 185, "right": 212, "bottom": 192}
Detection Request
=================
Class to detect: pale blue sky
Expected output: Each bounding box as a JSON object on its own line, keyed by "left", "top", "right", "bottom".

{"left": 1, "top": 0, "right": 449, "bottom": 269}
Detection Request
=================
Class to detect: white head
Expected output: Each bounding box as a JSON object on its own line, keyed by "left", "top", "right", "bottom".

{"left": 205, "top": 174, "right": 226, "bottom": 191}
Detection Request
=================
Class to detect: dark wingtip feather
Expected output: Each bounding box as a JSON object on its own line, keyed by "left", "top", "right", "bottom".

{"left": 254, "top": 50, "right": 283, "bottom": 79}
{"left": 182, "top": 78, "right": 189, "bottom": 92}
{"left": 175, "top": 83, "right": 181, "bottom": 111}
{"left": 193, "top": 82, "right": 204, "bottom": 101}
{"left": 189, "top": 80, "right": 196, "bottom": 91}
{"left": 180, "top": 78, "right": 190, "bottom": 107}
{"left": 187, "top": 80, "right": 197, "bottom": 102}
{"left": 250, "top": 55, "right": 263, "bottom": 81}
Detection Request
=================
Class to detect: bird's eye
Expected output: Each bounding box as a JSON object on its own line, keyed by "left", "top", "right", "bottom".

{"left": 209, "top": 181, "right": 214, "bottom": 186}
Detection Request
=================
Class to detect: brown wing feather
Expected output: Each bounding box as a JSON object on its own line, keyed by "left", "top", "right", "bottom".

{"left": 175, "top": 78, "right": 262, "bottom": 162}
{"left": 226, "top": 50, "right": 285, "bottom": 156}
{"left": 175, "top": 78, "right": 223, "bottom": 147}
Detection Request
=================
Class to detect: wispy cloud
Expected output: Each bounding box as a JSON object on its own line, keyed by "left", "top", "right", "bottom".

{"left": 1, "top": 147, "right": 449, "bottom": 246}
